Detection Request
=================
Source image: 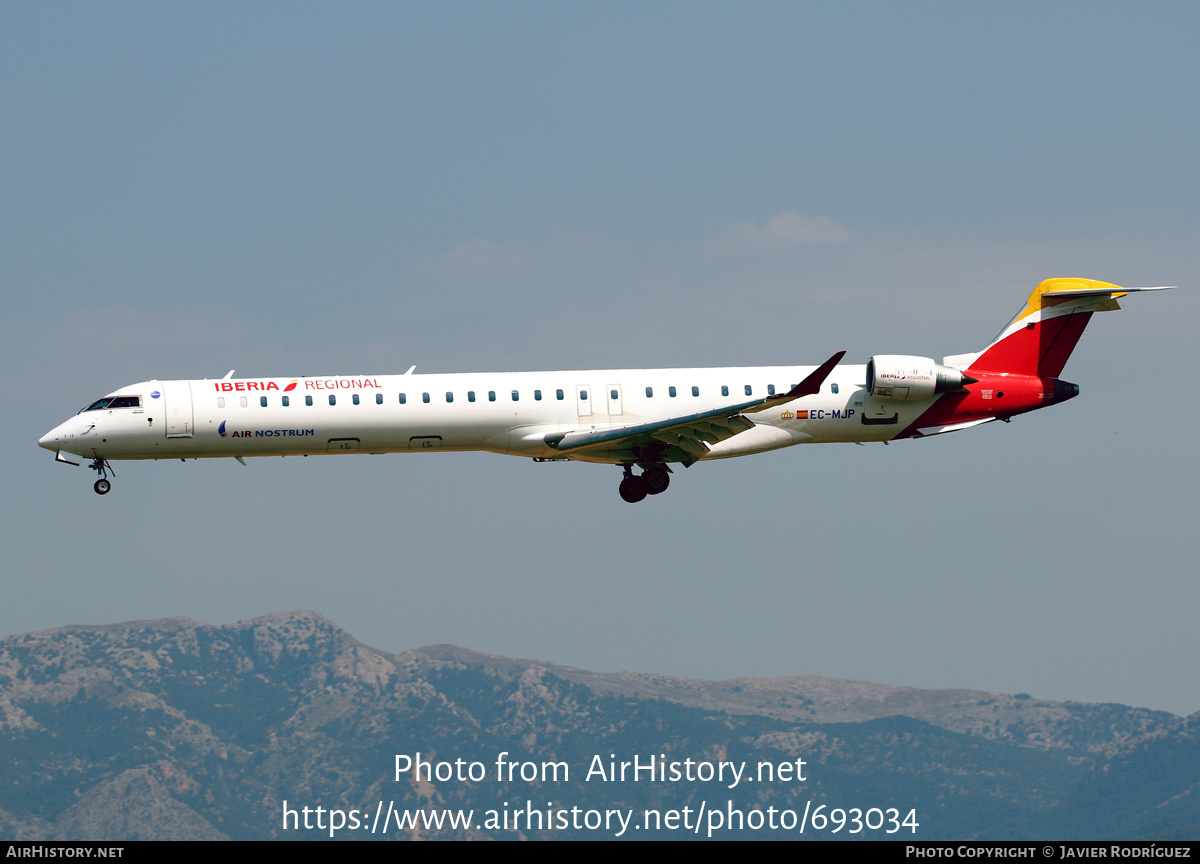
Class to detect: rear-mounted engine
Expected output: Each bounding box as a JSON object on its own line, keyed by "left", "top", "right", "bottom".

{"left": 866, "top": 355, "right": 977, "bottom": 401}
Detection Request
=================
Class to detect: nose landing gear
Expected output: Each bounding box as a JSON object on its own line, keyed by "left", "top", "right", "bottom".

{"left": 617, "top": 464, "right": 671, "bottom": 503}
{"left": 88, "top": 458, "right": 114, "bottom": 495}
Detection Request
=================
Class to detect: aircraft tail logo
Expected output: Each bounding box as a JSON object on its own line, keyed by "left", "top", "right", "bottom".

{"left": 945, "top": 278, "right": 1172, "bottom": 378}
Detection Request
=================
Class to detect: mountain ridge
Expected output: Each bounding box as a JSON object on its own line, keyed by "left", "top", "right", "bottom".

{"left": 1, "top": 610, "right": 1195, "bottom": 840}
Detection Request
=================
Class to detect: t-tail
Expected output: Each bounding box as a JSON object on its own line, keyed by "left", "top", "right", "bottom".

{"left": 944, "top": 278, "right": 1173, "bottom": 378}
{"left": 898, "top": 278, "right": 1174, "bottom": 438}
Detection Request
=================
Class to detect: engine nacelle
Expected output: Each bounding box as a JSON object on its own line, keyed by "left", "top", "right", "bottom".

{"left": 866, "top": 355, "right": 975, "bottom": 401}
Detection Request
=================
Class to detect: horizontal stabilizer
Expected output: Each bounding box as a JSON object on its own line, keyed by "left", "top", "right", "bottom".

{"left": 1041, "top": 285, "right": 1176, "bottom": 298}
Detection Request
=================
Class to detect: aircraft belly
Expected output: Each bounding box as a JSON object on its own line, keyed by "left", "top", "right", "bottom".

{"left": 702, "top": 424, "right": 810, "bottom": 458}
{"left": 747, "top": 390, "right": 934, "bottom": 444}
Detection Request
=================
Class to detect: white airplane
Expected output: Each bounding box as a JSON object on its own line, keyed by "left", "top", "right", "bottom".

{"left": 39, "top": 278, "right": 1172, "bottom": 503}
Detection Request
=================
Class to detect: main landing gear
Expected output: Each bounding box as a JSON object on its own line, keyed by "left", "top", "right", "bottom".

{"left": 89, "top": 457, "right": 114, "bottom": 495}
{"left": 618, "top": 464, "right": 671, "bottom": 503}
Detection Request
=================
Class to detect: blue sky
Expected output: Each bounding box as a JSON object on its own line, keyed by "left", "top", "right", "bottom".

{"left": 3, "top": 3, "right": 1198, "bottom": 715}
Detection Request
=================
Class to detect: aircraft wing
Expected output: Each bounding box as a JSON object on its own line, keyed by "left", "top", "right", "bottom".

{"left": 545, "top": 351, "right": 845, "bottom": 464}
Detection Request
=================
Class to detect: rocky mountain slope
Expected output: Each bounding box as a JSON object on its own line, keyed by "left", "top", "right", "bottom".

{"left": 0, "top": 611, "right": 1196, "bottom": 840}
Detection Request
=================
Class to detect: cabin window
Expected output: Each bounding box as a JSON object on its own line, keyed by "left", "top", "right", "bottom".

{"left": 745, "top": 385, "right": 752, "bottom": 396}
{"left": 832, "top": 383, "right": 839, "bottom": 394}
{"left": 352, "top": 394, "right": 360, "bottom": 405}
{"left": 556, "top": 389, "right": 564, "bottom": 400}
{"left": 398, "top": 393, "right": 406, "bottom": 404}
{"left": 260, "top": 396, "right": 268, "bottom": 407}
{"left": 768, "top": 384, "right": 776, "bottom": 396}
{"left": 534, "top": 390, "right": 542, "bottom": 401}
{"left": 376, "top": 393, "right": 382, "bottom": 404}
{"left": 512, "top": 390, "right": 520, "bottom": 401}
{"left": 306, "top": 395, "right": 313, "bottom": 406}
{"left": 646, "top": 387, "right": 653, "bottom": 398}
{"left": 422, "top": 392, "right": 430, "bottom": 403}
{"left": 721, "top": 385, "right": 729, "bottom": 397}
{"left": 610, "top": 389, "right": 618, "bottom": 400}
{"left": 488, "top": 391, "right": 496, "bottom": 402}
{"left": 692, "top": 386, "right": 699, "bottom": 397}
{"left": 446, "top": 392, "right": 453, "bottom": 402}
{"left": 240, "top": 396, "right": 248, "bottom": 408}
{"left": 580, "top": 390, "right": 588, "bottom": 400}
{"left": 329, "top": 395, "right": 336, "bottom": 406}
{"left": 282, "top": 396, "right": 290, "bottom": 407}
{"left": 217, "top": 397, "right": 225, "bottom": 408}
{"left": 669, "top": 386, "right": 677, "bottom": 397}
{"left": 468, "top": 391, "right": 476, "bottom": 402}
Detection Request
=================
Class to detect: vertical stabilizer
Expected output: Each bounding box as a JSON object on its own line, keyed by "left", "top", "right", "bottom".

{"left": 945, "top": 278, "right": 1165, "bottom": 377}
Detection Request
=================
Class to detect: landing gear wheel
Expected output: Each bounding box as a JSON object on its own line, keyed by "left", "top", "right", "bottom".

{"left": 643, "top": 466, "right": 670, "bottom": 495}
{"left": 93, "top": 479, "right": 111, "bottom": 495}
{"left": 619, "top": 476, "right": 648, "bottom": 503}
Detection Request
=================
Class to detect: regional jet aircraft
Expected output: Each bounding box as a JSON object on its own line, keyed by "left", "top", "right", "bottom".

{"left": 39, "top": 279, "right": 1171, "bottom": 502}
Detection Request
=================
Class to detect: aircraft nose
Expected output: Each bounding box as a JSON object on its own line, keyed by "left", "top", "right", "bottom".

{"left": 39, "top": 420, "right": 70, "bottom": 451}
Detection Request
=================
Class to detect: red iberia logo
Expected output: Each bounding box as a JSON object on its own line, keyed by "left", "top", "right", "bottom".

{"left": 213, "top": 378, "right": 381, "bottom": 392}
{"left": 214, "top": 380, "right": 284, "bottom": 392}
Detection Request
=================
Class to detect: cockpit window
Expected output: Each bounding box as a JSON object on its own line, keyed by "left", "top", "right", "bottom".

{"left": 80, "top": 395, "right": 141, "bottom": 413}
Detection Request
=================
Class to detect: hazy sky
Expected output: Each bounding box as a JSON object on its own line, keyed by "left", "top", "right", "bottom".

{"left": 4, "top": 3, "right": 1198, "bottom": 715}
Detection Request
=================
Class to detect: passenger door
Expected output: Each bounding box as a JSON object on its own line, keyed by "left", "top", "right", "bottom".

{"left": 163, "top": 380, "right": 194, "bottom": 438}
{"left": 606, "top": 383, "right": 623, "bottom": 416}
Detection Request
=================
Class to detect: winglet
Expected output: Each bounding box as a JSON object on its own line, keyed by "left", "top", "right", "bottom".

{"left": 786, "top": 350, "right": 846, "bottom": 399}
{"left": 741, "top": 350, "right": 846, "bottom": 414}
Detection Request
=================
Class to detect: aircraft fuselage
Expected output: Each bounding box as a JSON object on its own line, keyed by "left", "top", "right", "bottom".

{"left": 38, "top": 278, "right": 1170, "bottom": 501}
{"left": 43, "top": 364, "right": 934, "bottom": 465}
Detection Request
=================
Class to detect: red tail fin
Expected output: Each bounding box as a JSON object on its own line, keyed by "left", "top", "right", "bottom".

{"left": 945, "top": 278, "right": 1159, "bottom": 377}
